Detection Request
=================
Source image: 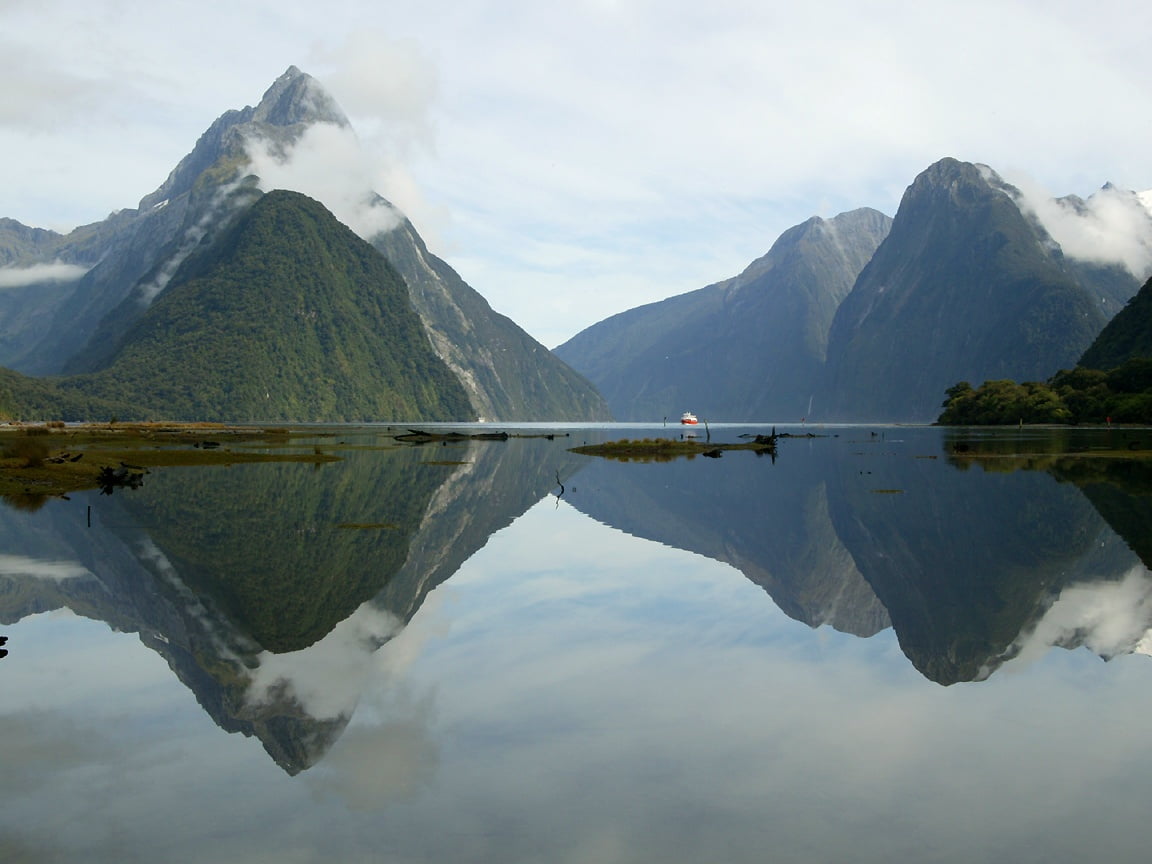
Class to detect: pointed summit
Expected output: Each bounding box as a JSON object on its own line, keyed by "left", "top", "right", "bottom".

{"left": 251, "top": 66, "right": 349, "bottom": 128}
{"left": 0, "top": 68, "right": 611, "bottom": 421}
{"left": 138, "top": 66, "right": 348, "bottom": 210}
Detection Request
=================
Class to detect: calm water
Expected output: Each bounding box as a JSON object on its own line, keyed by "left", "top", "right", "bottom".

{"left": 4, "top": 424, "right": 1152, "bottom": 863}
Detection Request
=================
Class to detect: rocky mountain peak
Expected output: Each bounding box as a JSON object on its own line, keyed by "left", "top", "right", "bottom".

{"left": 898, "top": 157, "right": 1013, "bottom": 215}
{"left": 251, "top": 66, "right": 349, "bottom": 129}
{"left": 137, "top": 66, "right": 348, "bottom": 210}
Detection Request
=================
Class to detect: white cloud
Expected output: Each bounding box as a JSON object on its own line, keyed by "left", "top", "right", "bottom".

{"left": 134, "top": 178, "right": 255, "bottom": 304}
{"left": 0, "top": 260, "right": 89, "bottom": 289}
{"left": 1008, "top": 567, "right": 1152, "bottom": 667}
{"left": 0, "top": 553, "right": 91, "bottom": 581}
{"left": 1006, "top": 174, "right": 1152, "bottom": 278}
{"left": 245, "top": 601, "right": 405, "bottom": 721}
{"left": 243, "top": 122, "right": 404, "bottom": 242}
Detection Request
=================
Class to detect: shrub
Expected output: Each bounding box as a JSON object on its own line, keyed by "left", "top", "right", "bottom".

{"left": 3, "top": 437, "right": 51, "bottom": 467}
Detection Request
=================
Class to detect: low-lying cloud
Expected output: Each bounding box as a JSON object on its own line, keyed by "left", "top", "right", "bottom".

{"left": 243, "top": 122, "right": 403, "bottom": 242}
{"left": 1007, "top": 174, "right": 1152, "bottom": 279}
{"left": 0, "top": 260, "right": 90, "bottom": 289}
{"left": 135, "top": 178, "right": 251, "bottom": 304}
{"left": 0, "top": 553, "right": 92, "bottom": 581}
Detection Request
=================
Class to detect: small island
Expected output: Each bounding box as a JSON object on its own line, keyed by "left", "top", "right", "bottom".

{"left": 570, "top": 433, "right": 779, "bottom": 462}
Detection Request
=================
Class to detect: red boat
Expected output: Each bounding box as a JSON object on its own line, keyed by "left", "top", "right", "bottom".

{"left": 680, "top": 412, "right": 699, "bottom": 425}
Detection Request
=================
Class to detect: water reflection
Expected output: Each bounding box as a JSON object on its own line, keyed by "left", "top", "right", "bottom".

{"left": 1, "top": 425, "right": 1151, "bottom": 772}
{"left": 0, "top": 432, "right": 584, "bottom": 773}
{"left": 4, "top": 426, "right": 1152, "bottom": 862}
{"left": 2, "top": 430, "right": 1152, "bottom": 728}
{"left": 566, "top": 428, "right": 1152, "bottom": 684}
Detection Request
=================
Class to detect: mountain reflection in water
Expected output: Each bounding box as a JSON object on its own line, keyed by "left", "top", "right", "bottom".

{"left": 2, "top": 425, "right": 1152, "bottom": 862}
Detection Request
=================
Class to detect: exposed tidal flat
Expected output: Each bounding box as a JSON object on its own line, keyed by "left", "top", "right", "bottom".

{"left": 4, "top": 422, "right": 1152, "bottom": 863}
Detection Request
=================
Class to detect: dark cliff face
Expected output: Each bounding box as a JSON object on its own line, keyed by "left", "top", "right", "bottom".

{"left": 555, "top": 207, "right": 891, "bottom": 421}
{"left": 372, "top": 215, "right": 612, "bottom": 421}
{"left": 817, "top": 158, "right": 1130, "bottom": 422}
{"left": 557, "top": 156, "right": 1147, "bottom": 425}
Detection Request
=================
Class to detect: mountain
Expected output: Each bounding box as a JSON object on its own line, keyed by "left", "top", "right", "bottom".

{"left": 53, "top": 190, "right": 472, "bottom": 422}
{"left": 818, "top": 158, "right": 1145, "bottom": 422}
{"left": 0, "top": 67, "right": 355, "bottom": 380}
{"left": 559, "top": 156, "right": 1148, "bottom": 425}
{"left": 554, "top": 208, "right": 891, "bottom": 421}
{"left": 1078, "top": 274, "right": 1152, "bottom": 370}
{"left": 0, "top": 67, "right": 609, "bottom": 422}
{"left": 372, "top": 216, "right": 611, "bottom": 420}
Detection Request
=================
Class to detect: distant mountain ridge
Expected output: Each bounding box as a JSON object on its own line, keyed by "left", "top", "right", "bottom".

{"left": 559, "top": 157, "right": 1151, "bottom": 422}
{"left": 555, "top": 207, "right": 892, "bottom": 420}
{"left": 0, "top": 66, "right": 609, "bottom": 422}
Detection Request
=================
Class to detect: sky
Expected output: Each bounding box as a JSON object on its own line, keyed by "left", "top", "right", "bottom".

{"left": 2, "top": 0, "right": 1151, "bottom": 348}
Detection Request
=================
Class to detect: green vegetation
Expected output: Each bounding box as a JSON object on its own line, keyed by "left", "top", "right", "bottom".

{"left": 0, "top": 191, "right": 475, "bottom": 423}
{"left": 117, "top": 442, "right": 450, "bottom": 653}
{"left": 0, "top": 366, "right": 137, "bottom": 422}
{"left": 1080, "top": 275, "right": 1152, "bottom": 370}
{"left": 937, "top": 379, "right": 1071, "bottom": 425}
{"left": 938, "top": 357, "right": 1152, "bottom": 425}
{"left": 939, "top": 272, "right": 1152, "bottom": 426}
